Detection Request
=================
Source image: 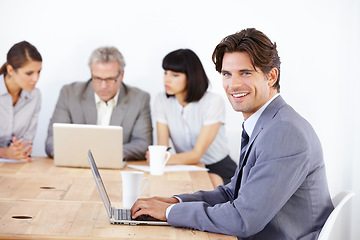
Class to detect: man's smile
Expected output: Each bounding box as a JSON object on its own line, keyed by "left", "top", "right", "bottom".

{"left": 231, "top": 92, "right": 249, "bottom": 98}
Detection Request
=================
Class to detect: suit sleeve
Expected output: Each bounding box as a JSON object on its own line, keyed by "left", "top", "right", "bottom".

{"left": 45, "top": 86, "right": 74, "bottom": 158}
{"left": 122, "top": 91, "right": 152, "bottom": 160}
{"left": 167, "top": 121, "right": 310, "bottom": 237}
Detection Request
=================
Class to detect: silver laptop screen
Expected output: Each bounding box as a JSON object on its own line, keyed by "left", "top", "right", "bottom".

{"left": 87, "top": 150, "right": 112, "bottom": 217}
{"left": 54, "top": 123, "right": 123, "bottom": 169}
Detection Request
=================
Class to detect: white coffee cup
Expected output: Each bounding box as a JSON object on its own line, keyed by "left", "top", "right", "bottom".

{"left": 121, "top": 171, "right": 149, "bottom": 209}
{"left": 148, "top": 145, "right": 171, "bottom": 175}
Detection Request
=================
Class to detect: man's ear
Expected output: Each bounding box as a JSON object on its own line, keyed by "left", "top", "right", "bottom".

{"left": 118, "top": 70, "right": 125, "bottom": 83}
{"left": 267, "top": 67, "right": 278, "bottom": 87}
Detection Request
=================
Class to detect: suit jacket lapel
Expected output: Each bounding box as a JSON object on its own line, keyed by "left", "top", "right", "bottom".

{"left": 81, "top": 80, "right": 97, "bottom": 124}
{"left": 110, "top": 83, "right": 128, "bottom": 125}
{"left": 241, "top": 95, "right": 287, "bottom": 167}
{"left": 234, "top": 96, "right": 287, "bottom": 197}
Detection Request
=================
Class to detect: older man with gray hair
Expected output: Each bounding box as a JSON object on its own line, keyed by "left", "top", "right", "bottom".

{"left": 45, "top": 46, "right": 152, "bottom": 160}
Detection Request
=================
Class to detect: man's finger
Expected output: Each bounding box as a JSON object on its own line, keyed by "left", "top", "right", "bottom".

{"left": 131, "top": 201, "right": 150, "bottom": 219}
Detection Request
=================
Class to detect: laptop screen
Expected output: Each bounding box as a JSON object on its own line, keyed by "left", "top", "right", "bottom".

{"left": 87, "top": 150, "right": 112, "bottom": 217}
{"left": 54, "top": 123, "right": 123, "bottom": 169}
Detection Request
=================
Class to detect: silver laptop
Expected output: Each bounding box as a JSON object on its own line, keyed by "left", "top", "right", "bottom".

{"left": 87, "top": 150, "right": 169, "bottom": 226}
{"left": 54, "top": 123, "right": 124, "bottom": 169}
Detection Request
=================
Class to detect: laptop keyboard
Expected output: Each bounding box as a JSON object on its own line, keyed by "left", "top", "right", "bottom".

{"left": 113, "top": 208, "right": 163, "bottom": 222}
{"left": 114, "top": 209, "right": 132, "bottom": 220}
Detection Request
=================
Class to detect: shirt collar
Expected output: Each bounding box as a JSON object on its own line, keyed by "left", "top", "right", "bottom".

{"left": 20, "top": 88, "right": 31, "bottom": 99}
{"left": 0, "top": 74, "right": 31, "bottom": 99}
{"left": 0, "top": 75, "right": 7, "bottom": 95}
{"left": 244, "top": 93, "right": 280, "bottom": 138}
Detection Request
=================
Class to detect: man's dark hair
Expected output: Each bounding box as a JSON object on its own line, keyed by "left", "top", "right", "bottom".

{"left": 212, "top": 28, "right": 281, "bottom": 92}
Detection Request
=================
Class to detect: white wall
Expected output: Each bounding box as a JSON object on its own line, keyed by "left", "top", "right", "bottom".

{"left": 1, "top": 0, "right": 359, "bottom": 238}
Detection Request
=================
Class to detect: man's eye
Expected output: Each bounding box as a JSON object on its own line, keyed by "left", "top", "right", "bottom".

{"left": 242, "top": 72, "right": 251, "bottom": 76}
{"left": 26, "top": 72, "right": 33, "bottom": 76}
{"left": 222, "top": 72, "right": 231, "bottom": 77}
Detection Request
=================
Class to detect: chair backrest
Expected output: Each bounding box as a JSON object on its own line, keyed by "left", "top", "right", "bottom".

{"left": 317, "top": 190, "right": 355, "bottom": 240}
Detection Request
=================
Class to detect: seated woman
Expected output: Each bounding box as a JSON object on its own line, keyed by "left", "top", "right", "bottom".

{"left": 0, "top": 41, "right": 42, "bottom": 161}
{"left": 151, "top": 49, "right": 237, "bottom": 187}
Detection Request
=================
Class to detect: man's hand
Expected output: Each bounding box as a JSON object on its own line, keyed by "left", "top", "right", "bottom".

{"left": 131, "top": 196, "right": 179, "bottom": 221}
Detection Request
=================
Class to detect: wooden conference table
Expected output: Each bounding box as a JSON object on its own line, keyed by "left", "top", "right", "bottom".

{"left": 0, "top": 157, "right": 236, "bottom": 240}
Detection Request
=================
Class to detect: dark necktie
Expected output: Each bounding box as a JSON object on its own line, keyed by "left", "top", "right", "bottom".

{"left": 239, "top": 123, "right": 249, "bottom": 167}
{"left": 234, "top": 123, "right": 249, "bottom": 199}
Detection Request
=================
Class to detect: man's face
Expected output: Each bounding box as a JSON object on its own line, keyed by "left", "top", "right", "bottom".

{"left": 91, "top": 61, "right": 123, "bottom": 102}
{"left": 221, "top": 51, "right": 277, "bottom": 120}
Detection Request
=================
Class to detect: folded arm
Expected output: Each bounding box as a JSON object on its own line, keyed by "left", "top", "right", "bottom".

{"left": 157, "top": 122, "right": 221, "bottom": 165}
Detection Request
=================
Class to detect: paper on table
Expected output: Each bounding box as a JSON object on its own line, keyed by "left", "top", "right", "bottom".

{"left": 0, "top": 158, "right": 27, "bottom": 163}
{"left": 127, "top": 164, "right": 209, "bottom": 172}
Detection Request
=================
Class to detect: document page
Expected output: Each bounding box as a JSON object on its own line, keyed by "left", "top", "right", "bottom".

{"left": 127, "top": 164, "right": 209, "bottom": 172}
{"left": 0, "top": 158, "right": 27, "bottom": 163}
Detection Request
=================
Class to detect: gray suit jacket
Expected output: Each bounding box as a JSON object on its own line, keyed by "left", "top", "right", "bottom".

{"left": 168, "top": 96, "right": 333, "bottom": 240}
{"left": 45, "top": 80, "right": 152, "bottom": 160}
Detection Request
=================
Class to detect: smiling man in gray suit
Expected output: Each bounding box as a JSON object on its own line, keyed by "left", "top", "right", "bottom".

{"left": 45, "top": 46, "right": 152, "bottom": 160}
{"left": 131, "top": 28, "right": 333, "bottom": 239}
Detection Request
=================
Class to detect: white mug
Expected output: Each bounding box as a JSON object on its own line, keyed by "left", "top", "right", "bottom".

{"left": 121, "top": 171, "right": 149, "bottom": 209}
{"left": 148, "top": 145, "right": 171, "bottom": 175}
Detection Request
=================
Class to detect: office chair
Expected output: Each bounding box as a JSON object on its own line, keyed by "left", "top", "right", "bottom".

{"left": 317, "top": 190, "right": 355, "bottom": 240}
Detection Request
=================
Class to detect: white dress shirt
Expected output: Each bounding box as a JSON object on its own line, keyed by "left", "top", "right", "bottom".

{"left": 94, "top": 90, "right": 119, "bottom": 126}
{"left": 153, "top": 91, "right": 229, "bottom": 165}
{"left": 243, "top": 93, "right": 280, "bottom": 138}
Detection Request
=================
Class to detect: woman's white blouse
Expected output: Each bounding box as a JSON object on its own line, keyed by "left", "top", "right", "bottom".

{"left": 153, "top": 91, "right": 229, "bottom": 165}
{"left": 0, "top": 74, "right": 41, "bottom": 147}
